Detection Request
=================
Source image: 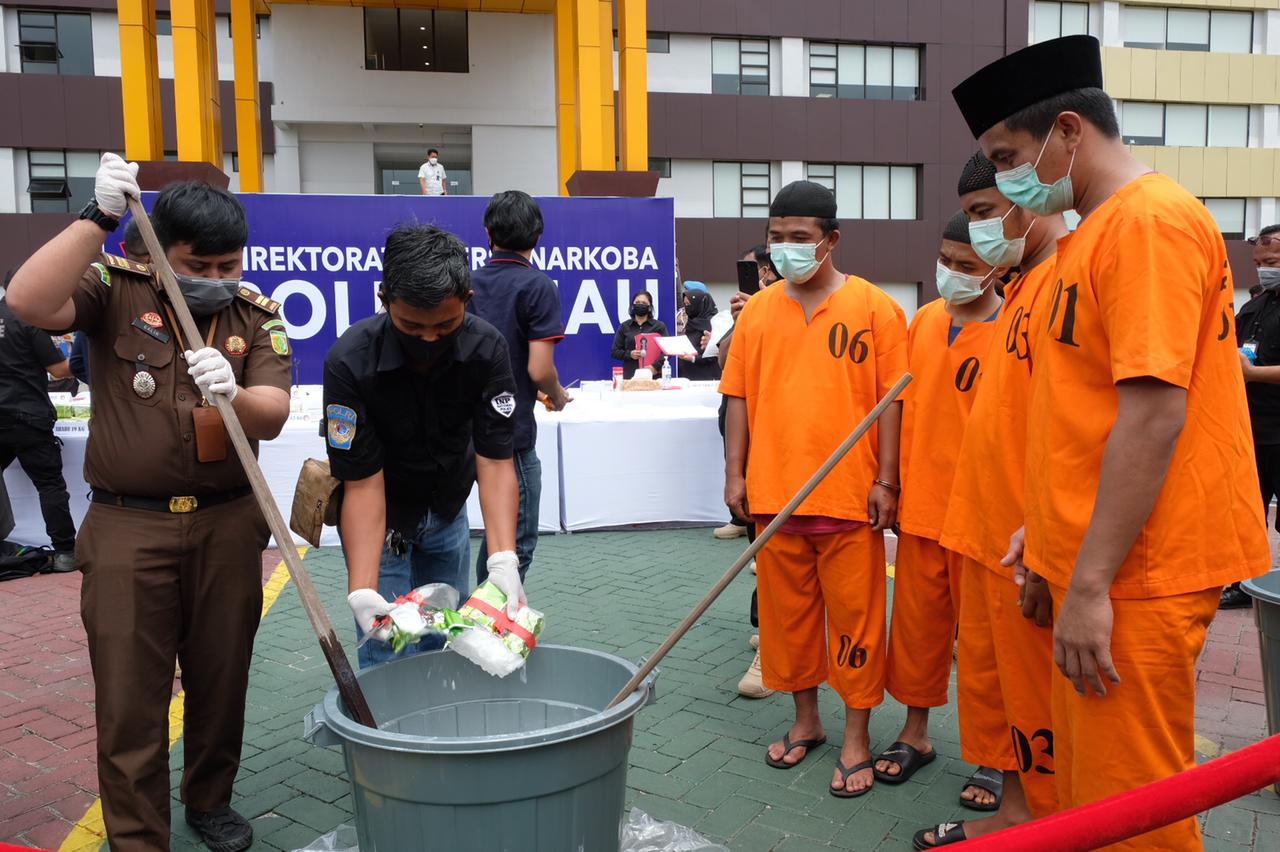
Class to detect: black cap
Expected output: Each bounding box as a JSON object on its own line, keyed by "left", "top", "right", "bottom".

{"left": 957, "top": 151, "right": 997, "bottom": 196}
{"left": 769, "top": 180, "right": 838, "bottom": 219}
{"left": 952, "top": 35, "right": 1103, "bottom": 138}
{"left": 942, "top": 210, "right": 971, "bottom": 244}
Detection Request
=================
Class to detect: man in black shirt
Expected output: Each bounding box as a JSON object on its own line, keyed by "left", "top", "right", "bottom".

{"left": 469, "top": 191, "right": 569, "bottom": 585}
{"left": 0, "top": 285, "right": 76, "bottom": 570}
{"left": 1227, "top": 223, "right": 1280, "bottom": 607}
{"left": 325, "top": 225, "right": 524, "bottom": 668}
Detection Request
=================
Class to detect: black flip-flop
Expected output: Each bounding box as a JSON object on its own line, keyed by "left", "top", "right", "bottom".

{"left": 912, "top": 821, "right": 969, "bottom": 850}
{"left": 959, "top": 766, "right": 1003, "bottom": 812}
{"left": 829, "top": 758, "right": 874, "bottom": 798}
{"left": 764, "top": 733, "right": 827, "bottom": 769}
{"left": 872, "top": 741, "right": 937, "bottom": 785}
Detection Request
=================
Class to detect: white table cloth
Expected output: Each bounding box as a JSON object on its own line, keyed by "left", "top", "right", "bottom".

{"left": 3, "top": 415, "right": 561, "bottom": 548}
{"left": 5, "top": 384, "right": 731, "bottom": 544}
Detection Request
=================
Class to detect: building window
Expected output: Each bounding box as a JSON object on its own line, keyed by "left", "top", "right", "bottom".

{"left": 1032, "top": 2, "right": 1089, "bottom": 43}
{"left": 806, "top": 163, "right": 918, "bottom": 220}
{"left": 712, "top": 38, "right": 769, "bottom": 96}
{"left": 364, "top": 9, "right": 469, "bottom": 73}
{"left": 612, "top": 31, "right": 671, "bottom": 53}
{"left": 1118, "top": 101, "right": 1249, "bottom": 147}
{"left": 156, "top": 13, "right": 172, "bottom": 36}
{"left": 808, "top": 43, "right": 920, "bottom": 101}
{"left": 18, "top": 10, "right": 93, "bottom": 75}
{"left": 650, "top": 158, "right": 672, "bottom": 178}
{"left": 713, "top": 162, "right": 771, "bottom": 218}
{"left": 1122, "top": 6, "right": 1252, "bottom": 53}
{"left": 1201, "top": 198, "right": 1246, "bottom": 240}
{"left": 28, "top": 150, "right": 98, "bottom": 213}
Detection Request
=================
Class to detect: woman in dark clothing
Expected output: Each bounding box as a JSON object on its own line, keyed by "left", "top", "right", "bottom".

{"left": 678, "top": 288, "right": 722, "bottom": 381}
{"left": 611, "top": 290, "right": 669, "bottom": 378}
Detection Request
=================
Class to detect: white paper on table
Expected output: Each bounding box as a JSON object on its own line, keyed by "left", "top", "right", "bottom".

{"left": 700, "top": 312, "right": 735, "bottom": 361}
{"left": 656, "top": 335, "right": 698, "bottom": 357}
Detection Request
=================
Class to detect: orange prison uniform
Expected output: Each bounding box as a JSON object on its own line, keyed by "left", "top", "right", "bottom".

{"left": 720, "top": 276, "right": 908, "bottom": 708}
{"left": 939, "top": 260, "right": 1060, "bottom": 818}
{"left": 1023, "top": 174, "right": 1270, "bottom": 850}
{"left": 887, "top": 298, "right": 994, "bottom": 708}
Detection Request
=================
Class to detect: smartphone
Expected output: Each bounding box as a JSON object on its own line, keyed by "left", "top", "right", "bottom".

{"left": 737, "top": 260, "right": 761, "bottom": 295}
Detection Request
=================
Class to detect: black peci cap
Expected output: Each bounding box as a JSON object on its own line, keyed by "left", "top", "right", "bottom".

{"left": 943, "top": 210, "right": 972, "bottom": 244}
{"left": 957, "top": 151, "right": 997, "bottom": 196}
{"left": 952, "top": 35, "right": 1104, "bottom": 138}
{"left": 769, "top": 180, "right": 838, "bottom": 219}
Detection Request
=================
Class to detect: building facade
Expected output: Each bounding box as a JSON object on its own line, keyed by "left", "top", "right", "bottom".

{"left": 0, "top": 0, "right": 1270, "bottom": 314}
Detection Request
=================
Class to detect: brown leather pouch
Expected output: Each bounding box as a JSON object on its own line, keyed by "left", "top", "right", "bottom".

{"left": 290, "top": 458, "right": 341, "bottom": 547}
{"left": 192, "top": 405, "right": 227, "bottom": 463}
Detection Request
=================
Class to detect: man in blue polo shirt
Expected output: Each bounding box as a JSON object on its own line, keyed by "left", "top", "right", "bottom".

{"left": 469, "top": 190, "right": 570, "bottom": 585}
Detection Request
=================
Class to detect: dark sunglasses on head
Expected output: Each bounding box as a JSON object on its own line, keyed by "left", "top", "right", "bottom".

{"left": 1249, "top": 234, "right": 1280, "bottom": 246}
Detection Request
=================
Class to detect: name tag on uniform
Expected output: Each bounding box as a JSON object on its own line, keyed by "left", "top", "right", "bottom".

{"left": 131, "top": 316, "right": 170, "bottom": 344}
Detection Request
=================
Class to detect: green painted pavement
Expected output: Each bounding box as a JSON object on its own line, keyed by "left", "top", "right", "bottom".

{"left": 141, "top": 530, "right": 1274, "bottom": 851}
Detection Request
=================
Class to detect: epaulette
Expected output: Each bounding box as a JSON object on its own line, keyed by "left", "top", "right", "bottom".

{"left": 236, "top": 286, "right": 281, "bottom": 313}
{"left": 100, "top": 253, "right": 151, "bottom": 276}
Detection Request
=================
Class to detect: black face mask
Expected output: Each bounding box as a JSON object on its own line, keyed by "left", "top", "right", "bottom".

{"left": 392, "top": 322, "right": 460, "bottom": 363}
{"left": 630, "top": 303, "right": 651, "bottom": 320}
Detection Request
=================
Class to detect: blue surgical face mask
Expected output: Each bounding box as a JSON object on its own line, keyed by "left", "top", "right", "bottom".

{"left": 1259, "top": 267, "right": 1280, "bottom": 291}
{"left": 968, "top": 208, "right": 1034, "bottom": 267}
{"left": 994, "top": 131, "right": 1076, "bottom": 216}
{"left": 936, "top": 261, "right": 995, "bottom": 306}
{"left": 770, "top": 238, "right": 829, "bottom": 284}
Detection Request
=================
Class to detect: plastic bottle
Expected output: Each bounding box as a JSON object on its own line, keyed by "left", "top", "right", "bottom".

{"left": 661, "top": 357, "right": 672, "bottom": 385}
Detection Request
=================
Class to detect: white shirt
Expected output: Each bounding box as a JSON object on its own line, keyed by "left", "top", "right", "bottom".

{"left": 418, "top": 161, "right": 447, "bottom": 196}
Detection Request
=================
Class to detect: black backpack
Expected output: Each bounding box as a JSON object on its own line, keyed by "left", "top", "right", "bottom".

{"left": 0, "top": 544, "right": 53, "bottom": 582}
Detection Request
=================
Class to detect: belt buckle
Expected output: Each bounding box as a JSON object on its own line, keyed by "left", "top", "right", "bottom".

{"left": 169, "top": 496, "right": 198, "bottom": 513}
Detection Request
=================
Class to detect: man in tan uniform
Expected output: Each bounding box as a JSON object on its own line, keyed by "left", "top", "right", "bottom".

{"left": 7, "top": 154, "right": 291, "bottom": 852}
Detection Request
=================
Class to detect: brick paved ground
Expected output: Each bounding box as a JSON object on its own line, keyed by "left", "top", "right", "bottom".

{"left": 1, "top": 529, "right": 1278, "bottom": 851}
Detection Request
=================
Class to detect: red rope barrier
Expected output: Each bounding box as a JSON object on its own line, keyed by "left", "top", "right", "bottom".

{"left": 961, "top": 733, "right": 1280, "bottom": 850}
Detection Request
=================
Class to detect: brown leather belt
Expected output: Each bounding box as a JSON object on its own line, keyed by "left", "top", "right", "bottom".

{"left": 90, "top": 487, "right": 252, "bottom": 514}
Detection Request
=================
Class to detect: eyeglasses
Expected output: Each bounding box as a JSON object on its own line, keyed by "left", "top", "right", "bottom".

{"left": 1249, "top": 234, "right": 1280, "bottom": 247}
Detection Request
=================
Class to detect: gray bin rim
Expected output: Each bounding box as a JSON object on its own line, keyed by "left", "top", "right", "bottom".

{"left": 305, "top": 644, "right": 654, "bottom": 755}
{"left": 1242, "top": 570, "right": 1280, "bottom": 605}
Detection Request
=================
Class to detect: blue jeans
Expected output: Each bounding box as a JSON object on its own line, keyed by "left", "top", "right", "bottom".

{"left": 355, "top": 508, "right": 470, "bottom": 669}
{"left": 476, "top": 448, "right": 542, "bottom": 585}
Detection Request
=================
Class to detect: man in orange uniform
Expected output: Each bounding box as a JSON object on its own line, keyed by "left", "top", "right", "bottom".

{"left": 951, "top": 36, "right": 1270, "bottom": 850}
{"left": 877, "top": 211, "right": 1001, "bottom": 803}
{"left": 912, "top": 153, "right": 1068, "bottom": 849}
{"left": 722, "top": 180, "right": 907, "bottom": 798}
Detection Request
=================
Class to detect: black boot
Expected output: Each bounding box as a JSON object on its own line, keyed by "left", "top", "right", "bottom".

{"left": 186, "top": 806, "right": 253, "bottom": 852}
{"left": 1219, "top": 583, "right": 1252, "bottom": 610}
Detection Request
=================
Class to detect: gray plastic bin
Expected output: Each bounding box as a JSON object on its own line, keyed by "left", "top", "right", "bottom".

{"left": 304, "top": 644, "right": 654, "bottom": 852}
{"left": 1242, "top": 570, "right": 1280, "bottom": 794}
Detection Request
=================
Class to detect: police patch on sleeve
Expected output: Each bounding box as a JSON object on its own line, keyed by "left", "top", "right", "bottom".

{"left": 326, "top": 404, "right": 357, "bottom": 450}
{"left": 491, "top": 392, "right": 516, "bottom": 418}
{"left": 90, "top": 262, "right": 111, "bottom": 287}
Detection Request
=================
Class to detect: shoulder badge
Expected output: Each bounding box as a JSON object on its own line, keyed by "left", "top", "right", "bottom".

{"left": 236, "top": 286, "right": 281, "bottom": 314}
{"left": 89, "top": 262, "right": 111, "bottom": 287}
{"left": 100, "top": 253, "right": 151, "bottom": 276}
{"left": 326, "top": 404, "right": 357, "bottom": 450}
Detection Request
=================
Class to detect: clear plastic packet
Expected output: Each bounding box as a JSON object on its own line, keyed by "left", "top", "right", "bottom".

{"left": 618, "top": 809, "right": 728, "bottom": 852}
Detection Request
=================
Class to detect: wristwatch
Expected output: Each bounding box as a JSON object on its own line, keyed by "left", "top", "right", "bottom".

{"left": 78, "top": 200, "right": 120, "bottom": 233}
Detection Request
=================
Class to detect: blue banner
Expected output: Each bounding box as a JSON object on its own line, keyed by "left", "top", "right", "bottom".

{"left": 119, "top": 193, "right": 677, "bottom": 385}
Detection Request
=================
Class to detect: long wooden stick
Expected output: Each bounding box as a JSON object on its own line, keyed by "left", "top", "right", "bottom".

{"left": 126, "top": 196, "right": 377, "bottom": 728}
{"left": 606, "top": 372, "right": 913, "bottom": 709}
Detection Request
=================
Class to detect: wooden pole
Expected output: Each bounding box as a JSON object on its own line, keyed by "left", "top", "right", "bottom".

{"left": 126, "top": 196, "right": 377, "bottom": 728}
{"left": 606, "top": 372, "right": 913, "bottom": 709}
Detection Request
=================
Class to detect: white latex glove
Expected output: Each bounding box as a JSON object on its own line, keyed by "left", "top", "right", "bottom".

{"left": 348, "top": 589, "right": 393, "bottom": 641}
{"left": 485, "top": 551, "right": 526, "bottom": 617}
{"left": 95, "top": 153, "right": 140, "bottom": 218}
{"left": 185, "top": 347, "right": 238, "bottom": 401}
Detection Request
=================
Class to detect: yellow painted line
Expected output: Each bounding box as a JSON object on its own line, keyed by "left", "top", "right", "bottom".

{"left": 1194, "top": 734, "right": 1221, "bottom": 758}
{"left": 59, "top": 546, "right": 306, "bottom": 852}
{"left": 886, "top": 562, "right": 895, "bottom": 579}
